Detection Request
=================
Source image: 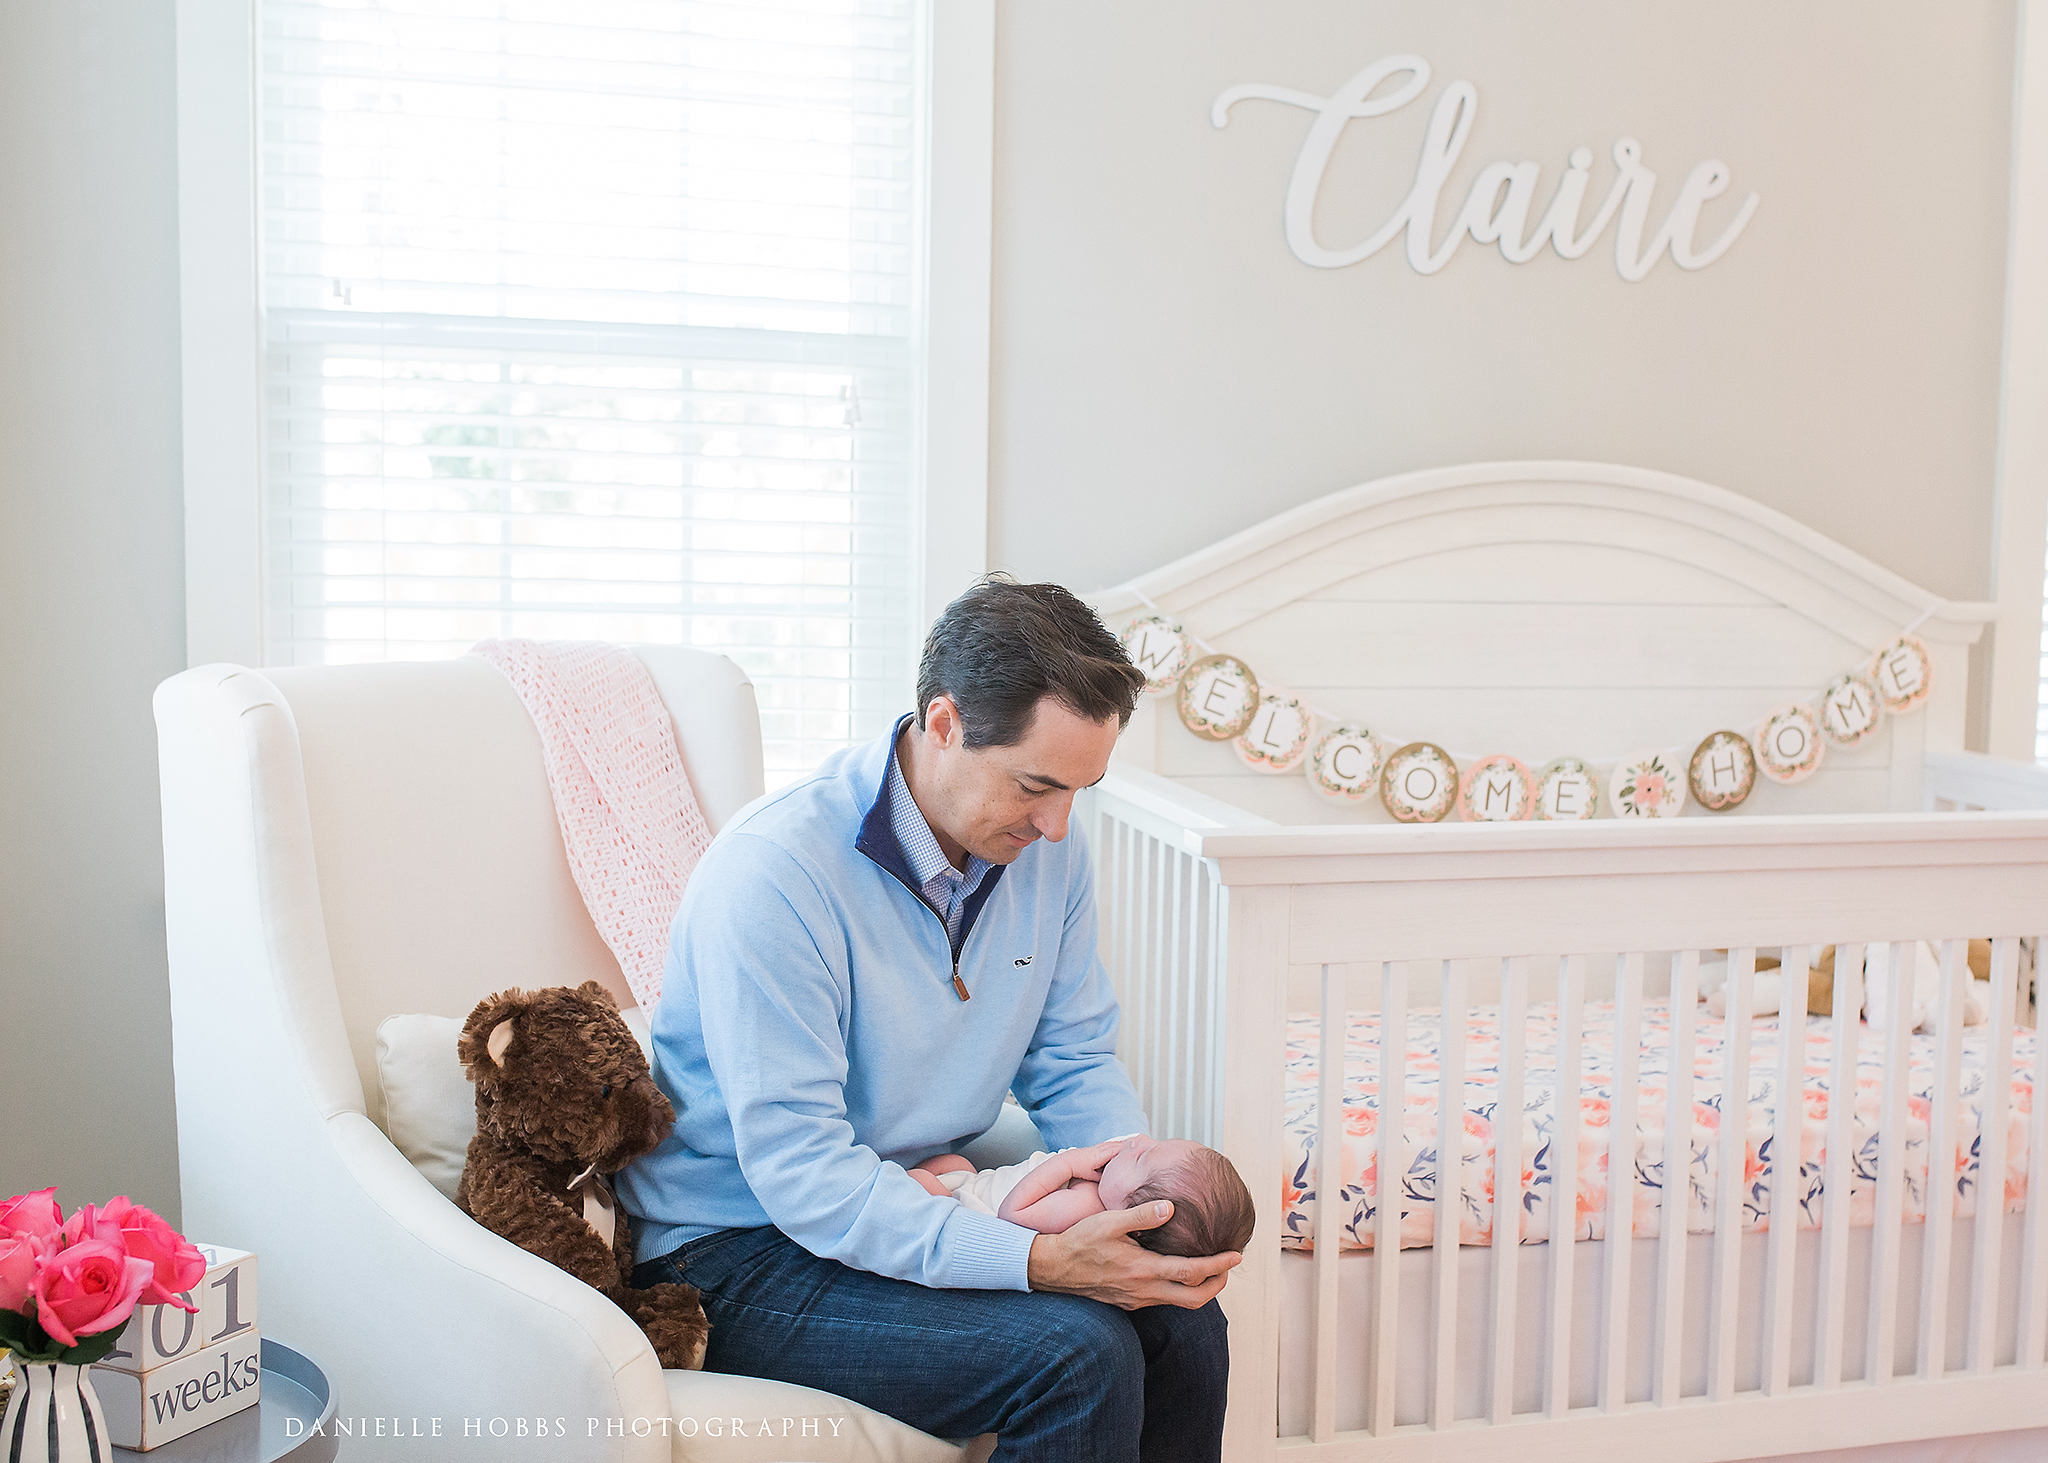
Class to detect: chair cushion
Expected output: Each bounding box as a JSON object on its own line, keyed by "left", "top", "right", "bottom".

{"left": 662, "top": 1370, "right": 993, "bottom": 1463}
{"left": 376, "top": 1007, "right": 654, "bottom": 1202}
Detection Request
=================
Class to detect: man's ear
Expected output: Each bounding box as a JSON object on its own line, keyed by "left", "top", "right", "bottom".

{"left": 458, "top": 988, "right": 533, "bottom": 1081}
{"left": 923, "top": 695, "right": 962, "bottom": 751}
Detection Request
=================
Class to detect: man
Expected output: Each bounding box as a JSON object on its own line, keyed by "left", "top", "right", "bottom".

{"left": 618, "top": 577, "right": 1240, "bottom": 1460}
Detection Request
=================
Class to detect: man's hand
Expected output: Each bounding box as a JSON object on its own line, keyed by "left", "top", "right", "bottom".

{"left": 1027, "top": 1200, "right": 1241, "bottom": 1311}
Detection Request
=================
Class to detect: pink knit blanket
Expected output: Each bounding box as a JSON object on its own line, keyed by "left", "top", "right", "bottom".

{"left": 470, "top": 639, "right": 711, "bottom": 1009}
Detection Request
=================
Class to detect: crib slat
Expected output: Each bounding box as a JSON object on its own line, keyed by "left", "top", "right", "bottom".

{"left": 1868, "top": 941, "right": 1916, "bottom": 1384}
{"left": 1656, "top": 948, "right": 1699, "bottom": 1407}
{"left": 1370, "top": 960, "right": 1410, "bottom": 1436}
{"left": 1763, "top": 945, "right": 1808, "bottom": 1397}
{"left": 1709, "top": 948, "right": 1755, "bottom": 1402}
{"left": 1489, "top": 956, "right": 1528, "bottom": 1426}
{"left": 1177, "top": 851, "right": 1196, "bottom": 1142}
{"left": 1179, "top": 844, "right": 1196, "bottom": 1139}
{"left": 1196, "top": 860, "right": 1212, "bottom": 1147}
{"left": 1971, "top": 938, "right": 2020, "bottom": 1372}
{"left": 1814, "top": 942, "right": 1865, "bottom": 1390}
{"left": 1117, "top": 819, "right": 1135, "bottom": 1042}
{"left": 1600, "top": 952, "right": 1644, "bottom": 1413}
{"left": 1431, "top": 959, "right": 1469, "bottom": 1430}
{"left": 1311, "top": 963, "right": 1344, "bottom": 1441}
{"left": 1918, "top": 940, "right": 1967, "bottom": 1379}
{"left": 1147, "top": 835, "right": 1164, "bottom": 1122}
{"left": 1545, "top": 953, "right": 1585, "bottom": 1419}
{"left": 2022, "top": 936, "right": 2048, "bottom": 1370}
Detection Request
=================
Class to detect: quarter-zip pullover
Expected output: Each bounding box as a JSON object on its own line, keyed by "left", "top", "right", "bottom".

{"left": 615, "top": 717, "right": 1148, "bottom": 1289}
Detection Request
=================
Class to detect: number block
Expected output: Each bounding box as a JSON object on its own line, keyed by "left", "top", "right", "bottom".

{"left": 94, "top": 1334, "right": 262, "bottom": 1452}
{"left": 93, "top": 1244, "right": 259, "bottom": 1450}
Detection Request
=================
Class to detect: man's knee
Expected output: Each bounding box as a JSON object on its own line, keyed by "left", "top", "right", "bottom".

{"left": 1032, "top": 1295, "right": 1146, "bottom": 1398}
{"left": 1134, "top": 1298, "right": 1229, "bottom": 1382}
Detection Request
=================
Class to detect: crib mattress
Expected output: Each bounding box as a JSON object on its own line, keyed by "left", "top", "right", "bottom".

{"left": 1279, "top": 1000, "right": 2038, "bottom": 1250}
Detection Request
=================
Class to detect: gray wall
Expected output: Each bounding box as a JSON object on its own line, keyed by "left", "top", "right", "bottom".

{"left": 988, "top": 1, "right": 2015, "bottom": 605}
{"left": 0, "top": 0, "right": 186, "bottom": 1222}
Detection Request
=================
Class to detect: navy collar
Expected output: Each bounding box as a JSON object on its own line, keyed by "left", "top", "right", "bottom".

{"left": 854, "top": 715, "right": 1008, "bottom": 960}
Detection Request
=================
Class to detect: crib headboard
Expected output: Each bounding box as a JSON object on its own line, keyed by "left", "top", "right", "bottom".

{"left": 1090, "top": 462, "right": 1992, "bottom": 825}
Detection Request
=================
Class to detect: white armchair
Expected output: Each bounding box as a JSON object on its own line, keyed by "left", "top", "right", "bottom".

{"left": 154, "top": 653, "right": 1016, "bottom": 1462}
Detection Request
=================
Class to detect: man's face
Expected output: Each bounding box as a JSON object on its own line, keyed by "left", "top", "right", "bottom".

{"left": 912, "top": 694, "right": 1120, "bottom": 865}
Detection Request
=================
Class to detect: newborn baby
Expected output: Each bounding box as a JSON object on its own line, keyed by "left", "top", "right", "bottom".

{"left": 909, "top": 1134, "right": 1255, "bottom": 1258}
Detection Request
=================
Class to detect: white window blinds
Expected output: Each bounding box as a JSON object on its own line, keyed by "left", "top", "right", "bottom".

{"left": 257, "top": 0, "right": 926, "bottom": 782}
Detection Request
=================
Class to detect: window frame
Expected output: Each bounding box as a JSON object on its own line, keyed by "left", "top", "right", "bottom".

{"left": 1994, "top": 0, "right": 2048, "bottom": 760}
{"left": 174, "top": 0, "right": 992, "bottom": 677}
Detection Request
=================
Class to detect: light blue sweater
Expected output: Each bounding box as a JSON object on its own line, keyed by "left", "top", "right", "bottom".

{"left": 615, "top": 720, "right": 1148, "bottom": 1290}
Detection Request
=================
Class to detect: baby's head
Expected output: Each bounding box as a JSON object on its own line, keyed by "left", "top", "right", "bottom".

{"left": 1098, "top": 1136, "right": 1255, "bottom": 1258}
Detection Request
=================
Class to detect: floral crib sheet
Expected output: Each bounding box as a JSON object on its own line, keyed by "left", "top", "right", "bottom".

{"left": 1280, "top": 1000, "right": 2038, "bottom": 1252}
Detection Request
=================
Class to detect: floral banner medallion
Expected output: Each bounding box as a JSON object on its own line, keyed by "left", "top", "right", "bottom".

{"left": 1176, "top": 654, "right": 1260, "bottom": 741}
{"left": 1611, "top": 751, "right": 1686, "bottom": 818}
{"left": 1235, "top": 689, "right": 1314, "bottom": 773}
{"left": 1381, "top": 742, "right": 1459, "bottom": 823}
{"left": 1688, "top": 730, "right": 1757, "bottom": 812}
{"left": 1756, "top": 704, "right": 1826, "bottom": 784}
{"left": 1120, "top": 615, "right": 1190, "bottom": 696}
{"left": 1457, "top": 755, "right": 1536, "bottom": 822}
{"left": 1869, "top": 635, "right": 1933, "bottom": 715}
{"left": 1818, "top": 671, "right": 1885, "bottom": 748}
{"left": 1307, "top": 726, "right": 1386, "bottom": 802}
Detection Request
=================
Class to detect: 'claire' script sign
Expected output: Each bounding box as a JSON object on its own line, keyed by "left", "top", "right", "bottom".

{"left": 1213, "top": 55, "right": 1760, "bottom": 282}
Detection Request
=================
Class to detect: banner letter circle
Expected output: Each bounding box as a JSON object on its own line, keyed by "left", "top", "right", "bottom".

{"left": 1756, "top": 703, "right": 1826, "bottom": 784}
{"left": 1868, "top": 634, "right": 1933, "bottom": 715}
{"left": 1120, "top": 614, "right": 1190, "bottom": 695}
{"left": 1176, "top": 654, "right": 1259, "bottom": 741}
{"left": 1818, "top": 671, "right": 1885, "bottom": 748}
{"left": 1457, "top": 754, "right": 1536, "bottom": 822}
{"left": 1611, "top": 750, "right": 1687, "bottom": 818}
{"left": 1307, "top": 725, "right": 1385, "bottom": 801}
{"left": 1381, "top": 742, "right": 1459, "bottom": 823}
{"left": 1535, "top": 757, "right": 1601, "bottom": 820}
{"left": 1235, "top": 689, "right": 1314, "bottom": 773}
{"left": 1688, "top": 730, "right": 1757, "bottom": 812}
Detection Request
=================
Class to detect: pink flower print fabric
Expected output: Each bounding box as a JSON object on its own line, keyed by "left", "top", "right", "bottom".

{"left": 1279, "top": 1000, "right": 2037, "bottom": 1251}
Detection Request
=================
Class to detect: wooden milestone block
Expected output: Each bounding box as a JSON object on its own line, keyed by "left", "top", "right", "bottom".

{"left": 94, "top": 1333, "right": 261, "bottom": 1452}
{"left": 98, "top": 1244, "right": 257, "bottom": 1376}
{"left": 93, "top": 1244, "right": 261, "bottom": 1450}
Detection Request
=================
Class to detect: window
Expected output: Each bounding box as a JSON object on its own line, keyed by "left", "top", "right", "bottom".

{"left": 257, "top": 0, "right": 927, "bottom": 782}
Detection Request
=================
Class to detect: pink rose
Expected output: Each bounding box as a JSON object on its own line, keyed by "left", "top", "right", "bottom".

{"left": 97, "top": 1198, "right": 203, "bottom": 1311}
{"left": 0, "top": 1232, "right": 47, "bottom": 1313}
{"left": 31, "top": 1238, "right": 152, "bottom": 1349}
{"left": 0, "top": 1189, "right": 63, "bottom": 1243}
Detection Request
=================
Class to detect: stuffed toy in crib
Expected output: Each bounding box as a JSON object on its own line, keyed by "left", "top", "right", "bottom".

{"left": 1700, "top": 939, "right": 2009, "bottom": 1031}
{"left": 456, "top": 980, "right": 710, "bottom": 1370}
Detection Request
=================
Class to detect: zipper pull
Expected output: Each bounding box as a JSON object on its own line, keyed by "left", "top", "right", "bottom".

{"left": 951, "top": 963, "right": 970, "bottom": 1001}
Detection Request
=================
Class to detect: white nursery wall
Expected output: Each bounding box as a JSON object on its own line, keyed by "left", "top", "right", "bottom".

{"left": 986, "top": 2, "right": 2014, "bottom": 620}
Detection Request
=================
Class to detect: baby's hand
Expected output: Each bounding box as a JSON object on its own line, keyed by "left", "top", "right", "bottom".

{"left": 1068, "top": 1140, "right": 1127, "bottom": 1181}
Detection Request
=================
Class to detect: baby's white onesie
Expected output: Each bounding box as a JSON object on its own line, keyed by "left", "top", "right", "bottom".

{"left": 936, "top": 1151, "right": 1056, "bottom": 1217}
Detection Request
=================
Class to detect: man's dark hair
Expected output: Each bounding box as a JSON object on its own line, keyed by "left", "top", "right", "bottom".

{"left": 1127, "top": 1147, "right": 1256, "bottom": 1259}
{"left": 915, "top": 575, "right": 1145, "bottom": 748}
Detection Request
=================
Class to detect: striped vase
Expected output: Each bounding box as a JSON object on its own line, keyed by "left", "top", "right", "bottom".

{"left": 2, "top": 1363, "right": 111, "bottom": 1463}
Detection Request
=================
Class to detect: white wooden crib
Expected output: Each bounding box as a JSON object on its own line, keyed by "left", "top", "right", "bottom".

{"left": 1077, "top": 463, "right": 2048, "bottom": 1463}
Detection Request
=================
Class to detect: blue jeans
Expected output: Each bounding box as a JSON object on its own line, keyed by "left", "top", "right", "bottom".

{"left": 631, "top": 1227, "right": 1228, "bottom": 1462}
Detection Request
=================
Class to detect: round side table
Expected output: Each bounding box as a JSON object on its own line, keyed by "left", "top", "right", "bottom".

{"left": 112, "top": 1340, "right": 336, "bottom": 1463}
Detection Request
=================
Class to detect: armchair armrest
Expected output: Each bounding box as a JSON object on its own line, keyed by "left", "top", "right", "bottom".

{"left": 323, "top": 1113, "right": 672, "bottom": 1459}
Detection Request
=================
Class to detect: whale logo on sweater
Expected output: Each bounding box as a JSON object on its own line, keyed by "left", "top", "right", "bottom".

{"left": 1014, "top": 955, "right": 1033, "bottom": 967}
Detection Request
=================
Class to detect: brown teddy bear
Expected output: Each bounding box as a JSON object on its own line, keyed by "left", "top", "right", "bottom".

{"left": 456, "top": 981, "right": 710, "bottom": 1370}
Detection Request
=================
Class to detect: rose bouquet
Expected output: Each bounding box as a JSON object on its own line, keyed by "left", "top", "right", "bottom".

{"left": 0, "top": 1189, "right": 205, "bottom": 1366}
{"left": 0, "top": 1190, "right": 208, "bottom": 1462}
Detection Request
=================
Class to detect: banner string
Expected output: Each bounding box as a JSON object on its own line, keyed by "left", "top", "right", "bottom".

{"left": 1123, "top": 587, "right": 1943, "bottom": 773}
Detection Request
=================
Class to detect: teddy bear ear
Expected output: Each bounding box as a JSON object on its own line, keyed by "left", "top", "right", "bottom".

{"left": 577, "top": 980, "right": 619, "bottom": 1010}
{"left": 459, "top": 988, "right": 532, "bottom": 1079}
